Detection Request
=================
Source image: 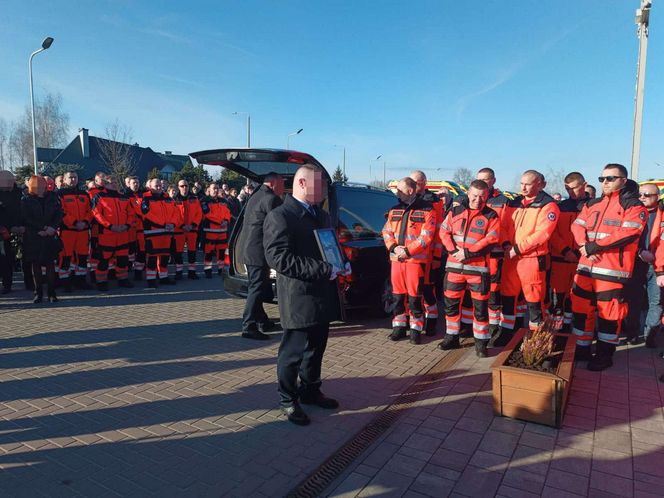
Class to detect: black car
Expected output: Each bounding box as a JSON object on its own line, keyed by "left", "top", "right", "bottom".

{"left": 188, "top": 148, "right": 397, "bottom": 316}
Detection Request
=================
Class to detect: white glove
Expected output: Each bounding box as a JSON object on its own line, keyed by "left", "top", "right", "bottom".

{"left": 344, "top": 262, "right": 352, "bottom": 276}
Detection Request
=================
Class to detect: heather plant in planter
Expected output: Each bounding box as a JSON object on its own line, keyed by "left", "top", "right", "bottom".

{"left": 520, "top": 323, "right": 554, "bottom": 367}
{"left": 491, "top": 318, "right": 576, "bottom": 428}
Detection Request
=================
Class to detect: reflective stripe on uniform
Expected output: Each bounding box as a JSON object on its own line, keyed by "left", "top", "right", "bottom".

{"left": 577, "top": 264, "right": 631, "bottom": 279}
{"left": 446, "top": 261, "right": 489, "bottom": 273}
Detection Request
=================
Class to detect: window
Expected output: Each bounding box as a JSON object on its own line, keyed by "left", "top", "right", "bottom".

{"left": 337, "top": 189, "right": 396, "bottom": 241}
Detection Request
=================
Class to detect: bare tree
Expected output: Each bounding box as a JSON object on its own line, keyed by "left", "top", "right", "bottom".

{"left": 97, "top": 119, "right": 139, "bottom": 185}
{"left": 452, "top": 167, "right": 474, "bottom": 187}
{"left": 544, "top": 167, "right": 566, "bottom": 197}
{"left": 0, "top": 118, "right": 8, "bottom": 170}
{"left": 5, "top": 91, "right": 70, "bottom": 171}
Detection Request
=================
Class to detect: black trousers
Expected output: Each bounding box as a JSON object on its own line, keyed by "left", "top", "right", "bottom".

{"left": 0, "top": 240, "right": 15, "bottom": 290}
{"left": 277, "top": 323, "right": 329, "bottom": 406}
{"left": 242, "top": 264, "right": 272, "bottom": 331}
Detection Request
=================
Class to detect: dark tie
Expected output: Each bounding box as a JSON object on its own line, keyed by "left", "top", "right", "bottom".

{"left": 307, "top": 205, "right": 317, "bottom": 218}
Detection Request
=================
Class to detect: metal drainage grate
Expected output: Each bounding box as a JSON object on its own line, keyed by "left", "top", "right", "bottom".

{"left": 287, "top": 344, "right": 470, "bottom": 498}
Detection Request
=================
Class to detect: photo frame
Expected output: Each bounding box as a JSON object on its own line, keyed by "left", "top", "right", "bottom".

{"left": 313, "top": 228, "right": 346, "bottom": 268}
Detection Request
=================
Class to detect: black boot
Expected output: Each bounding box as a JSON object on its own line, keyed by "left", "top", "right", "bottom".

{"left": 218, "top": 268, "right": 223, "bottom": 276}
{"left": 74, "top": 275, "right": 91, "bottom": 290}
{"left": 574, "top": 345, "right": 592, "bottom": 362}
{"left": 118, "top": 279, "right": 134, "bottom": 288}
{"left": 89, "top": 271, "right": 96, "bottom": 284}
{"left": 388, "top": 327, "right": 407, "bottom": 341}
{"left": 645, "top": 326, "right": 659, "bottom": 349}
{"left": 147, "top": 279, "right": 157, "bottom": 288}
{"left": 47, "top": 291, "right": 58, "bottom": 303}
{"left": 475, "top": 339, "right": 489, "bottom": 358}
{"left": 188, "top": 270, "right": 199, "bottom": 280}
{"left": 409, "top": 329, "right": 421, "bottom": 345}
{"left": 62, "top": 279, "right": 73, "bottom": 293}
{"left": 33, "top": 288, "right": 43, "bottom": 304}
{"left": 175, "top": 271, "right": 183, "bottom": 280}
{"left": 489, "top": 327, "right": 513, "bottom": 348}
{"left": 587, "top": 341, "right": 615, "bottom": 371}
{"left": 134, "top": 269, "right": 143, "bottom": 281}
{"left": 205, "top": 269, "right": 212, "bottom": 279}
{"left": 160, "top": 277, "right": 176, "bottom": 285}
{"left": 96, "top": 281, "right": 109, "bottom": 292}
{"left": 424, "top": 318, "right": 437, "bottom": 337}
{"left": 438, "top": 334, "right": 460, "bottom": 350}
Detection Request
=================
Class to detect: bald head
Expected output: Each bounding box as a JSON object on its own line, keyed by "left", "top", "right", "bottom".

{"left": 409, "top": 170, "right": 427, "bottom": 194}
{"left": 293, "top": 164, "right": 325, "bottom": 205}
{"left": 397, "top": 177, "right": 417, "bottom": 204}
{"left": 520, "top": 170, "right": 545, "bottom": 199}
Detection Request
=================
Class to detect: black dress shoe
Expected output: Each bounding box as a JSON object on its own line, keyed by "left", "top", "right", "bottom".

{"left": 1, "top": 287, "right": 10, "bottom": 294}
{"left": 258, "top": 320, "right": 278, "bottom": 333}
{"left": 188, "top": 271, "right": 199, "bottom": 280}
{"left": 47, "top": 294, "right": 58, "bottom": 303}
{"left": 33, "top": 294, "right": 43, "bottom": 304}
{"left": 300, "top": 392, "right": 339, "bottom": 409}
{"left": 241, "top": 329, "right": 271, "bottom": 340}
{"left": 280, "top": 403, "right": 310, "bottom": 426}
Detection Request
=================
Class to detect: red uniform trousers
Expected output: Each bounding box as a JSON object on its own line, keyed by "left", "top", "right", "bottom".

{"left": 145, "top": 231, "right": 172, "bottom": 280}
{"left": 488, "top": 255, "right": 503, "bottom": 326}
{"left": 421, "top": 261, "right": 439, "bottom": 323}
{"left": 96, "top": 231, "right": 130, "bottom": 282}
{"left": 203, "top": 230, "right": 227, "bottom": 271}
{"left": 501, "top": 255, "right": 547, "bottom": 330}
{"left": 571, "top": 274, "right": 626, "bottom": 347}
{"left": 170, "top": 231, "right": 185, "bottom": 275}
{"left": 184, "top": 231, "right": 198, "bottom": 271}
{"left": 443, "top": 271, "right": 490, "bottom": 340}
{"left": 550, "top": 260, "right": 576, "bottom": 326}
{"left": 59, "top": 230, "right": 89, "bottom": 279}
{"left": 391, "top": 261, "right": 425, "bottom": 332}
{"left": 133, "top": 230, "right": 145, "bottom": 271}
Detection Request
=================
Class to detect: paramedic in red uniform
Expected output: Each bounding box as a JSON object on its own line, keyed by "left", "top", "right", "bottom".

{"left": 570, "top": 164, "right": 647, "bottom": 371}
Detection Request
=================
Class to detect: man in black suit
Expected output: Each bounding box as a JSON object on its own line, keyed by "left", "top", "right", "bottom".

{"left": 264, "top": 164, "right": 349, "bottom": 425}
{"left": 240, "top": 173, "right": 285, "bottom": 340}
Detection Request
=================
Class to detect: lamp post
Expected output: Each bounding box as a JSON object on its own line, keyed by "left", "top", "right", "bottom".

{"left": 370, "top": 154, "right": 382, "bottom": 184}
{"left": 29, "top": 36, "right": 54, "bottom": 175}
{"left": 631, "top": 0, "right": 652, "bottom": 181}
{"left": 232, "top": 112, "right": 251, "bottom": 147}
{"left": 287, "top": 128, "right": 303, "bottom": 149}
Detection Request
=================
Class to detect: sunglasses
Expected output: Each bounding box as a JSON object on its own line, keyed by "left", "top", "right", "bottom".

{"left": 639, "top": 192, "right": 658, "bottom": 198}
{"left": 598, "top": 176, "right": 625, "bottom": 183}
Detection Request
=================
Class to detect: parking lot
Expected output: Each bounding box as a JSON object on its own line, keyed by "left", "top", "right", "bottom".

{"left": 1, "top": 277, "right": 664, "bottom": 497}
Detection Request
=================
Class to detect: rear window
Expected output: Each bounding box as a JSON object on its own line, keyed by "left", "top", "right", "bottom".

{"left": 337, "top": 189, "right": 396, "bottom": 240}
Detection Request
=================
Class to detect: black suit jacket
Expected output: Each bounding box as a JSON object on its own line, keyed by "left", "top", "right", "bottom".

{"left": 263, "top": 195, "right": 336, "bottom": 329}
{"left": 240, "top": 184, "right": 283, "bottom": 266}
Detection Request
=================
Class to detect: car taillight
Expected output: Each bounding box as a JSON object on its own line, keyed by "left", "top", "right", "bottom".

{"left": 343, "top": 246, "right": 359, "bottom": 261}
{"left": 224, "top": 251, "right": 230, "bottom": 267}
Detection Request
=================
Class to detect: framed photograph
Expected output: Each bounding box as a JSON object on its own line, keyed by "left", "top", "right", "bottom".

{"left": 314, "top": 228, "right": 348, "bottom": 321}
{"left": 313, "top": 228, "right": 346, "bottom": 268}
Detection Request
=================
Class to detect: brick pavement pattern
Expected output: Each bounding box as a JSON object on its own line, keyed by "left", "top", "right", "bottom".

{"left": 2, "top": 275, "right": 664, "bottom": 498}
{"left": 326, "top": 333, "right": 664, "bottom": 497}
{"left": 0, "top": 276, "right": 445, "bottom": 497}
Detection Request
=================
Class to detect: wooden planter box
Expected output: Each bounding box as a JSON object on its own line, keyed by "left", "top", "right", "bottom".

{"left": 491, "top": 328, "right": 576, "bottom": 428}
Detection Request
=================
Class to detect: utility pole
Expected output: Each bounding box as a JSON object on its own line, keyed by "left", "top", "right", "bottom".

{"left": 631, "top": 0, "right": 652, "bottom": 181}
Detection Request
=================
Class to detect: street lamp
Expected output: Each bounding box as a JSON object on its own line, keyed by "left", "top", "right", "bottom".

{"left": 631, "top": 0, "right": 652, "bottom": 181}
{"left": 232, "top": 112, "right": 251, "bottom": 147}
{"left": 370, "top": 154, "right": 382, "bottom": 183}
{"left": 287, "top": 128, "right": 303, "bottom": 149}
{"left": 29, "top": 36, "right": 54, "bottom": 175}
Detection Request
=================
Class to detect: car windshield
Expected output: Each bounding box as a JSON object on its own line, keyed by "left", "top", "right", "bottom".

{"left": 337, "top": 189, "right": 396, "bottom": 241}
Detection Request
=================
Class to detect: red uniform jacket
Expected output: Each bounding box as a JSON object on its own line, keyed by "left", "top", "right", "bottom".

{"left": 59, "top": 187, "right": 92, "bottom": 231}
{"left": 572, "top": 188, "right": 647, "bottom": 283}
{"left": 382, "top": 197, "right": 436, "bottom": 264}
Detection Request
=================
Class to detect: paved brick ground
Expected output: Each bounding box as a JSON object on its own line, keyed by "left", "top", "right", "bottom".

{"left": 2, "top": 274, "right": 664, "bottom": 497}
{"left": 0, "top": 274, "right": 447, "bottom": 497}
{"left": 325, "top": 334, "right": 664, "bottom": 498}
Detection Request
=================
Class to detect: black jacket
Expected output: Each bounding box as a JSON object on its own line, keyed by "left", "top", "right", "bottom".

{"left": 0, "top": 185, "right": 24, "bottom": 229}
{"left": 20, "top": 192, "right": 64, "bottom": 263}
{"left": 240, "top": 184, "right": 283, "bottom": 266}
{"left": 263, "top": 195, "right": 336, "bottom": 329}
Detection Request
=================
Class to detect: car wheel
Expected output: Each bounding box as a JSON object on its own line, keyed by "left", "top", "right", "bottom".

{"left": 378, "top": 277, "right": 396, "bottom": 316}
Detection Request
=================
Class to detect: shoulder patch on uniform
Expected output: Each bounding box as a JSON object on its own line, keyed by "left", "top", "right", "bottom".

{"left": 639, "top": 211, "right": 647, "bottom": 221}
{"left": 547, "top": 212, "right": 557, "bottom": 221}
{"left": 476, "top": 219, "right": 485, "bottom": 227}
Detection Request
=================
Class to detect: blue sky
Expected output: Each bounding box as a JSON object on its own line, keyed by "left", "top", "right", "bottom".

{"left": 1, "top": 0, "right": 662, "bottom": 189}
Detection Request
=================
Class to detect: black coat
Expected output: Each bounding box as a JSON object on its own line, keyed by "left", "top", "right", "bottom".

{"left": 263, "top": 195, "right": 337, "bottom": 329}
{"left": 0, "top": 185, "right": 24, "bottom": 229}
{"left": 20, "top": 192, "right": 64, "bottom": 263}
{"left": 240, "top": 184, "right": 283, "bottom": 266}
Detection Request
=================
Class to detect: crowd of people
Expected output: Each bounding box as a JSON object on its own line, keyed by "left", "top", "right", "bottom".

{"left": 0, "top": 169, "right": 256, "bottom": 302}
{"left": 385, "top": 165, "right": 664, "bottom": 372}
